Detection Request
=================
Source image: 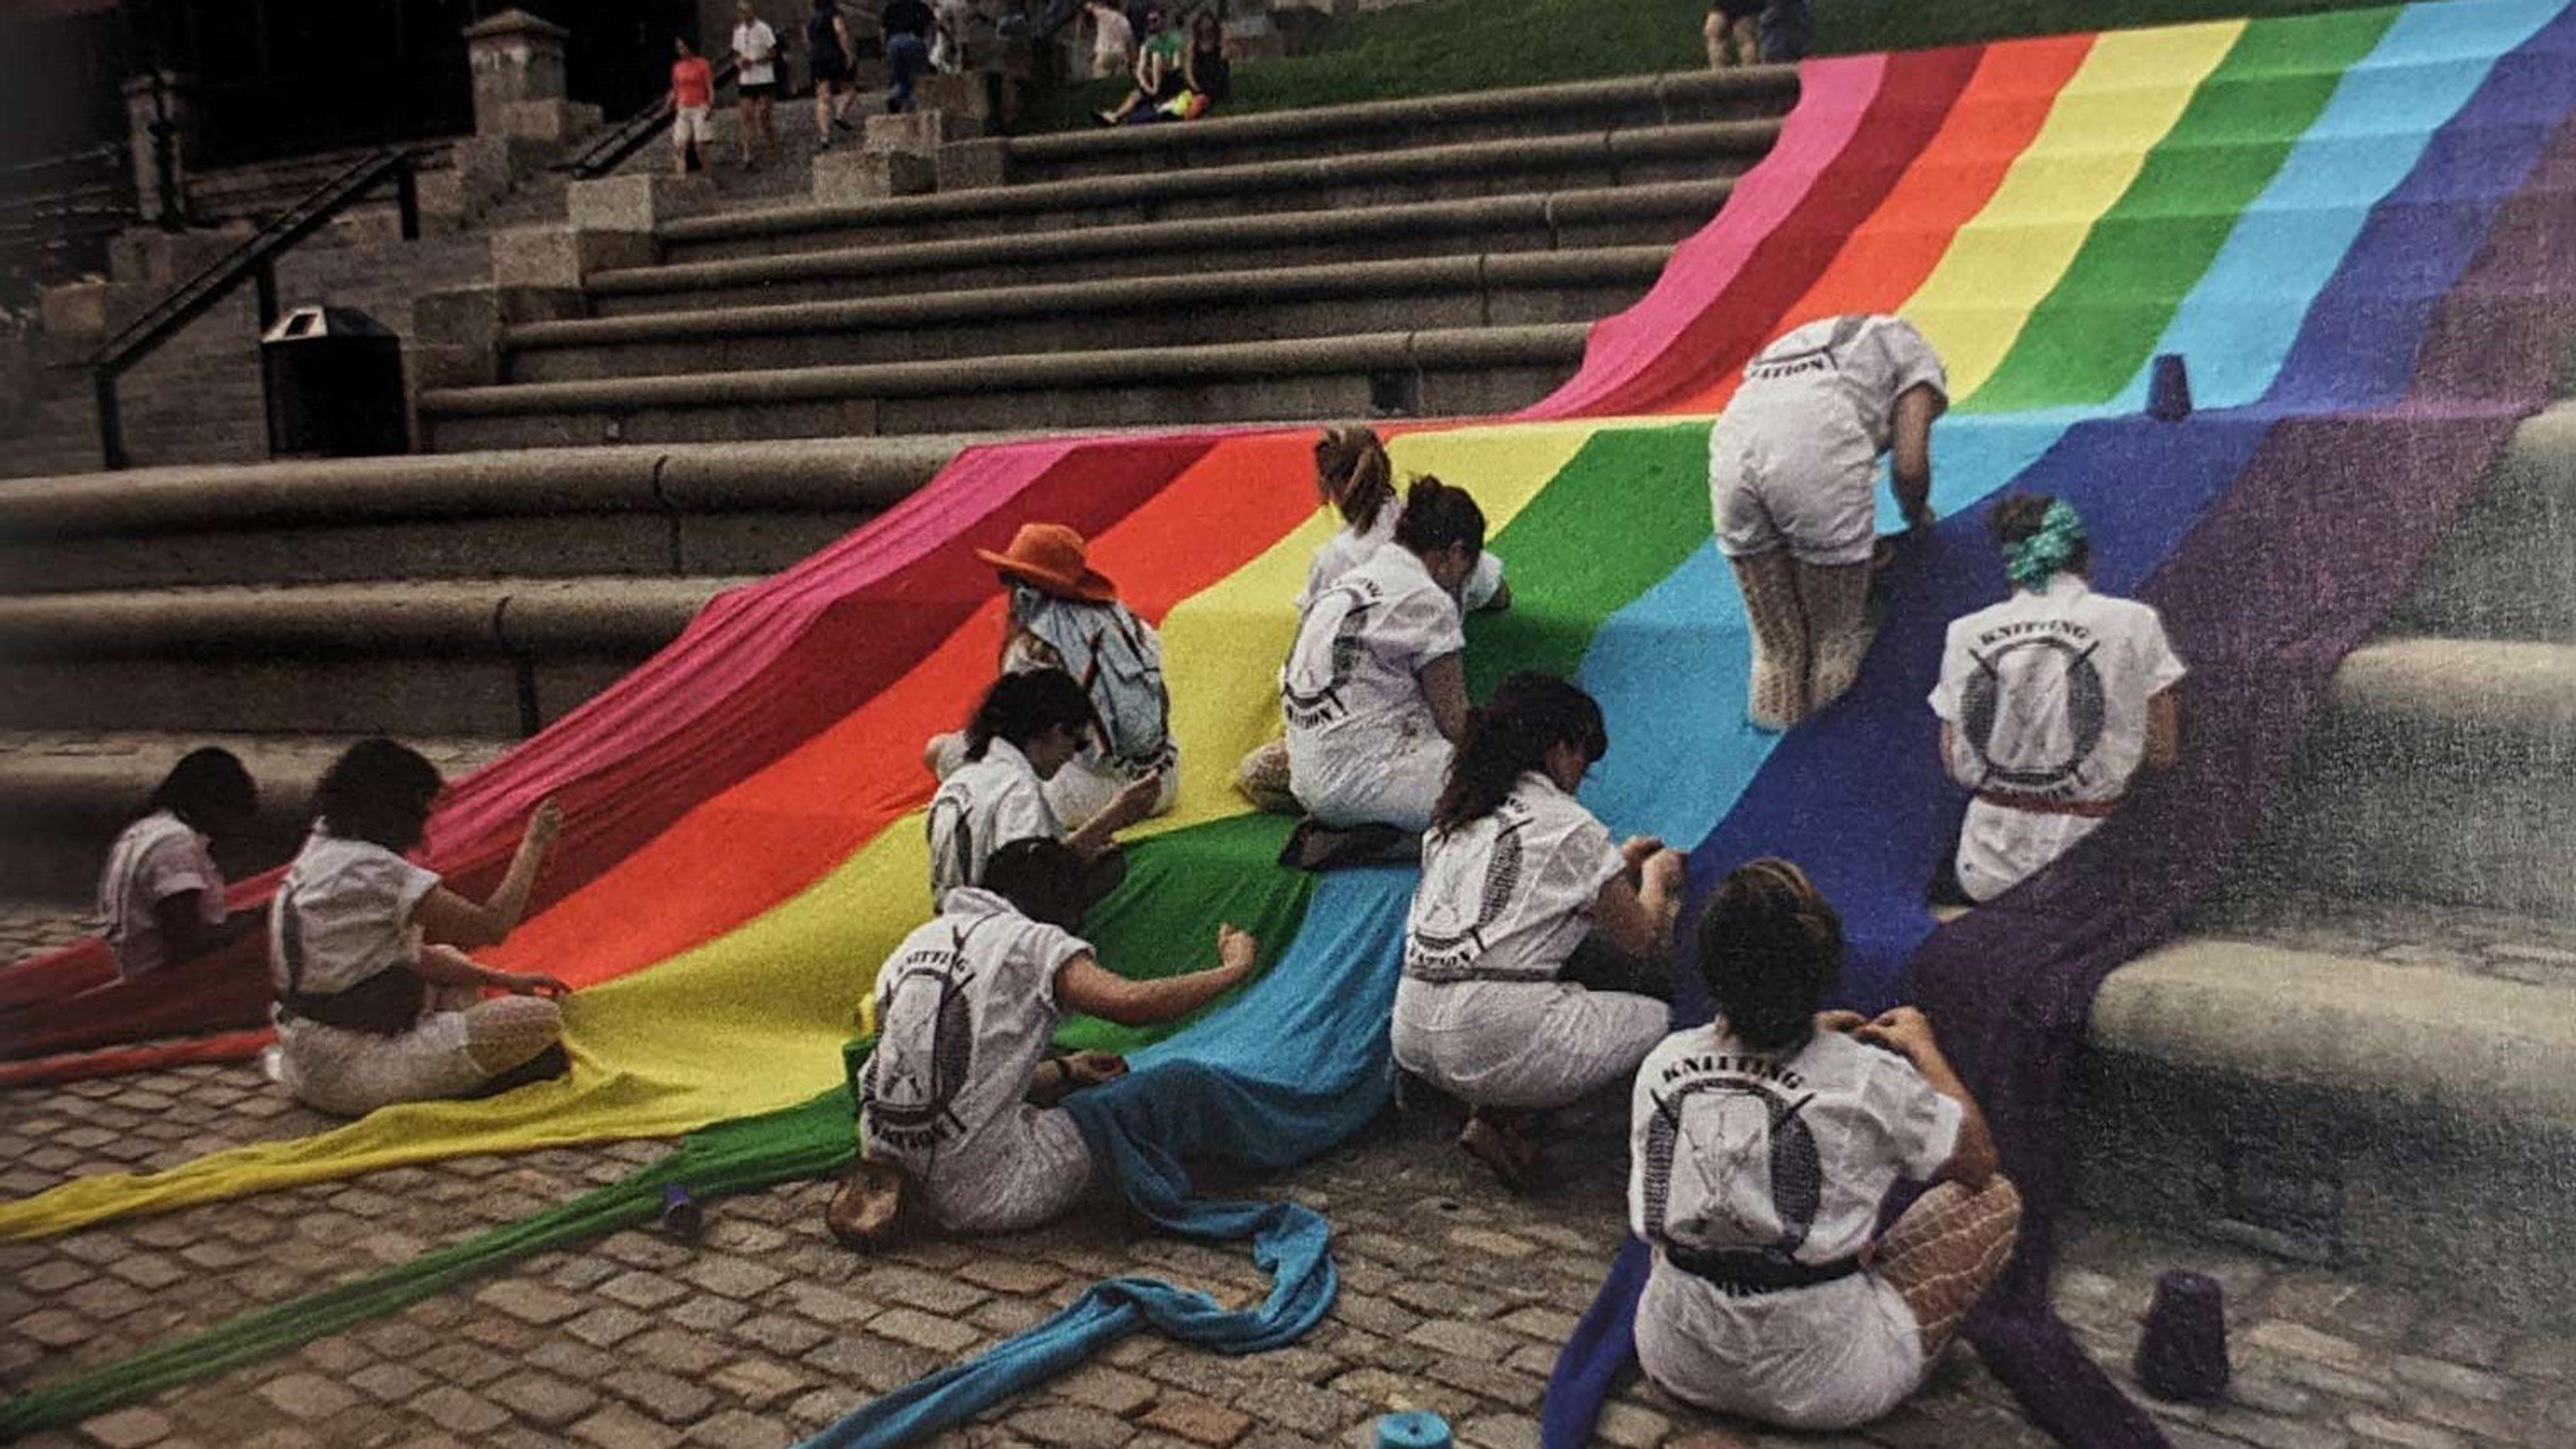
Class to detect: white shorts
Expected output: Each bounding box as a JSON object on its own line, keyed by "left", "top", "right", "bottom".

{"left": 918, "top": 1104, "right": 1095, "bottom": 1234}
{"left": 1288, "top": 732, "right": 1453, "bottom": 833}
{"left": 1954, "top": 799, "right": 2108, "bottom": 904}
{"left": 673, "top": 105, "right": 714, "bottom": 144}
{"left": 1637, "top": 1261, "right": 1928, "bottom": 1431}
{"left": 1391, "top": 978, "right": 1668, "bottom": 1110}
{"left": 273, "top": 1004, "right": 483, "bottom": 1118}
{"left": 1709, "top": 413, "right": 1878, "bottom": 567}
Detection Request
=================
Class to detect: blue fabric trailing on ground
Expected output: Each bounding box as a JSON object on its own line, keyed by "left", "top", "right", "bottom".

{"left": 798, "top": 867, "right": 1414, "bottom": 1449}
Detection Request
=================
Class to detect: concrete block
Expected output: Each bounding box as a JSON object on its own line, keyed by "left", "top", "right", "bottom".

{"left": 914, "top": 72, "right": 1000, "bottom": 130}
{"left": 568, "top": 173, "right": 716, "bottom": 232}
{"left": 864, "top": 109, "right": 973, "bottom": 156}
{"left": 415, "top": 170, "right": 477, "bottom": 231}
{"left": 489, "top": 226, "right": 655, "bottom": 290}
{"left": 812, "top": 148, "right": 936, "bottom": 205}
{"left": 937, "top": 137, "right": 1010, "bottom": 190}
{"left": 499, "top": 97, "right": 600, "bottom": 145}
{"left": 38, "top": 280, "right": 113, "bottom": 345}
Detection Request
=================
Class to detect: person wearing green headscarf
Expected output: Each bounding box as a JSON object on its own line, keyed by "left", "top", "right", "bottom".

{"left": 1925, "top": 494, "right": 2186, "bottom": 904}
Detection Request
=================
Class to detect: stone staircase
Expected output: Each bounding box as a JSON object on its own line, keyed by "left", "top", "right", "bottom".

{"left": 2074, "top": 393, "right": 2576, "bottom": 1322}
{"left": 418, "top": 70, "right": 1792, "bottom": 451}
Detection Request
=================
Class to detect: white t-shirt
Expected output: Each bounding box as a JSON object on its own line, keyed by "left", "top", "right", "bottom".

{"left": 1712, "top": 315, "right": 1947, "bottom": 510}
{"left": 1402, "top": 773, "right": 1623, "bottom": 988}
{"left": 733, "top": 19, "right": 780, "bottom": 84}
{"left": 1297, "top": 505, "right": 1505, "bottom": 614}
{"left": 1629, "top": 1022, "right": 1963, "bottom": 1428}
{"left": 1927, "top": 572, "right": 2186, "bottom": 900}
{"left": 860, "top": 888, "right": 1091, "bottom": 1226}
{"left": 1090, "top": 6, "right": 1134, "bottom": 74}
{"left": 268, "top": 828, "right": 442, "bottom": 998}
{"left": 97, "top": 810, "right": 224, "bottom": 978}
{"left": 926, "top": 737, "right": 1061, "bottom": 908}
{"left": 1281, "top": 545, "right": 1464, "bottom": 782}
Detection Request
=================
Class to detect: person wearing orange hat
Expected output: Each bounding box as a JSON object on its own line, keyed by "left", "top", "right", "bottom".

{"left": 924, "top": 522, "right": 1181, "bottom": 830}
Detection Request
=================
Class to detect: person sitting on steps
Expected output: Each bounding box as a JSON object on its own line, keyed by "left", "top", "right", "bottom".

{"left": 1238, "top": 426, "right": 1507, "bottom": 816}
{"left": 1631, "top": 858, "right": 2022, "bottom": 1432}
{"left": 1393, "top": 672, "right": 1689, "bottom": 1189}
{"left": 828, "top": 836, "right": 1258, "bottom": 1246}
{"left": 1927, "top": 493, "right": 2184, "bottom": 904}
{"left": 266, "top": 740, "right": 572, "bottom": 1118}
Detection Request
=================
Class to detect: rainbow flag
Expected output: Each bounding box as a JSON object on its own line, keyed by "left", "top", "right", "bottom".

{"left": 4, "top": 3, "right": 2573, "bottom": 1440}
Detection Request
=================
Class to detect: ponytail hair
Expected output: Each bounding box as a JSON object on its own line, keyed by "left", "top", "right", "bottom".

{"left": 1391, "top": 475, "right": 1485, "bottom": 561}
{"left": 965, "top": 668, "right": 1098, "bottom": 763}
{"left": 1430, "top": 672, "right": 1606, "bottom": 835}
{"left": 1314, "top": 425, "right": 1394, "bottom": 533}
{"left": 149, "top": 746, "right": 256, "bottom": 832}
{"left": 1695, "top": 857, "right": 1842, "bottom": 1053}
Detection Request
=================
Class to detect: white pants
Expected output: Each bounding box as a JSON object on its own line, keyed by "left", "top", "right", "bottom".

{"left": 918, "top": 1104, "right": 1096, "bottom": 1235}
{"left": 926, "top": 733, "right": 1179, "bottom": 829}
{"left": 1711, "top": 413, "right": 1878, "bottom": 567}
{"left": 1289, "top": 734, "right": 1453, "bottom": 833}
{"left": 1955, "top": 800, "right": 2107, "bottom": 903}
{"left": 1390, "top": 977, "right": 1668, "bottom": 1110}
{"left": 1637, "top": 1262, "right": 1928, "bottom": 1431}
{"left": 273, "top": 985, "right": 484, "bottom": 1118}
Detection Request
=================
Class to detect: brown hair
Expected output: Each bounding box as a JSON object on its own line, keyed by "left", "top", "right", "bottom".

{"left": 1314, "top": 425, "right": 1394, "bottom": 532}
{"left": 1695, "top": 857, "right": 1843, "bottom": 1052}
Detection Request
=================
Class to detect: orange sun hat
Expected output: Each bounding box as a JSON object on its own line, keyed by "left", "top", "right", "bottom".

{"left": 974, "top": 523, "right": 1120, "bottom": 603}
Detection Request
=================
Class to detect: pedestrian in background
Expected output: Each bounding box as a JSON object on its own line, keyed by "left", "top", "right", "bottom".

{"left": 731, "top": 0, "right": 783, "bottom": 166}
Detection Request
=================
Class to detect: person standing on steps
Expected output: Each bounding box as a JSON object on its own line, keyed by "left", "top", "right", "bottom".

{"left": 1705, "top": 0, "right": 1761, "bottom": 68}
{"left": 731, "top": 0, "right": 784, "bottom": 166}
{"left": 1083, "top": 0, "right": 1134, "bottom": 80}
{"left": 1631, "top": 857, "right": 2022, "bottom": 1432}
{"left": 1393, "top": 673, "right": 1689, "bottom": 1189}
{"left": 668, "top": 37, "right": 717, "bottom": 175}
{"left": 1710, "top": 313, "right": 1947, "bottom": 730}
{"left": 98, "top": 746, "right": 262, "bottom": 979}
{"left": 828, "top": 837, "right": 1259, "bottom": 1248}
{"left": 1927, "top": 493, "right": 2184, "bottom": 904}
{"left": 1760, "top": 0, "right": 1813, "bottom": 63}
{"left": 881, "top": 0, "right": 936, "bottom": 113}
{"left": 806, "top": 1, "right": 858, "bottom": 148}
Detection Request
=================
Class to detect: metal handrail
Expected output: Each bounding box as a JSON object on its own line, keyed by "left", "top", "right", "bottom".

{"left": 557, "top": 57, "right": 743, "bottom": 180}
{"left": 88, "top": 146, "right": 426, "bottom": 470}
{"left": 0, "top": 142, "right": 126, "bottom": 190}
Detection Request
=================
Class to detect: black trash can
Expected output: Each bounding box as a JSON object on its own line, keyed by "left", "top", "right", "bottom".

{"left": 262, "top": 305, "right": 409, "bottom": 458}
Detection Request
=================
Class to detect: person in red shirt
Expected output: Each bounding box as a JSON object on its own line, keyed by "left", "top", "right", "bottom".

{"left": 669, "top": 37, "right": 716, "bottom": 175}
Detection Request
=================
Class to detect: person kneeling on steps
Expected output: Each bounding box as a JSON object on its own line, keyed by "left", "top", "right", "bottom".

{"left": 268, "top": 739, "right": 572, "bottom": 1117}
{"left": 830, "top": 837, "right": 1258, "bottom": 1246}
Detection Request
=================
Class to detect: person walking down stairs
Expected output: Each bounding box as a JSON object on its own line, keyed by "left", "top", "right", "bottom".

{"left": 731, "top": 0, "right": 786, "bottom": 165}
{"left": 882, "top": 0, "right": 936, "bottom": 113}
{"left": 808, "top": 1, "right": 859, "bottom": 148}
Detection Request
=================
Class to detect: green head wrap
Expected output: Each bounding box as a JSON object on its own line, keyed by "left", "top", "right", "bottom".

{"left": 2002, "top": 500, "right": 2087, "bottom": 592}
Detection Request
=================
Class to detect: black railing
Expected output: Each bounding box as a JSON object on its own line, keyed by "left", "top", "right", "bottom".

{"left": 555, "top": 56, "right": 743, "bottom": 180}
{"left": 88, "top": 146, "right": 425, "bottom": 471}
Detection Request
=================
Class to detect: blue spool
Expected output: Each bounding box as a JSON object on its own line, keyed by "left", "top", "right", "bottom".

{"left": 1375, "top": 1410, "right": 1452, "bottom": 1449}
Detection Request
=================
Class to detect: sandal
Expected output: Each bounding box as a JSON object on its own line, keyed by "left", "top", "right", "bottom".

{"left": 824, "top": 1158, "right": 909, "bottom": 1250}
{"left": 1279, "top": 817, "right": 1413, "bottom": 872}
{"left": 1458, "top": 1110, "right": 1540, "bottom": 1193}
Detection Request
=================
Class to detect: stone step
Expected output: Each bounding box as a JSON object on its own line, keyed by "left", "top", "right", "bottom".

{"left": 509, "top": 247, "right": 1665, "bottom": 382}
{"left": 2074, "top": 911, "right": 2576, "bottom": 1320}
{"left": 421, "top": 322, "right": 1591, "bottom": 451}
{"left": 990, "top": 66, "right": 1798, "bottom": 184}
{"left": 2387, "top": 400, "right": 2576, "bottom": 640}
{"left": 2235, "top": 635, "right": 2576, "bottom": 920}
{"left": 0, "top": 576, "right": 749, "bottom": 738}
{"left": 0, "top": 730, "right": 512, "bottom": 906}
{"left": 0, "top": 436, "right": 967, "bottom": 592}
{"left": 656, "top": 117, "right": 1780, "bottom": 262}
{"left": 587, "top": 178, "right": 1727, "bottom": 315}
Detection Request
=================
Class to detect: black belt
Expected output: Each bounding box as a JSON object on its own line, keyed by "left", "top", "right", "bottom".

{"left": 1668, "top": 1246, "right": 1865, "bottom": 1297}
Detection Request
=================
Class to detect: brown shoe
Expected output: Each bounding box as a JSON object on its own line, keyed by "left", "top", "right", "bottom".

{"left": 824, "top": 1158, "right": 909, "bottom": 1250}
{"left": 1458, "top": 1109, "right": 1541, "bottom": 1193}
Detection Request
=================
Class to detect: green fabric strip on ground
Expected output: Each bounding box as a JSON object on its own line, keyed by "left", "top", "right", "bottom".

{"left": 1462, "top": 423, "right": 1716, "bottom": 696}
{"left": 1964, "top": 7, "right": 2396, "bottom": 411}
{"left": 0, "top": 814, "right": 1315, "bottom": 1437}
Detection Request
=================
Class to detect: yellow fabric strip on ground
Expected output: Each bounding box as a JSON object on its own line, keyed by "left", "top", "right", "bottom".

{"left": 1904, "top": 21, "right": 2245, "bottom": 398}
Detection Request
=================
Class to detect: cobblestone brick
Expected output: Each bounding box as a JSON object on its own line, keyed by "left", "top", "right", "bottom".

{"left": 490, "top": 1372, "right": 601, "bottom": 1428}
{"left": 681, "top": 1254, "right": 788, "bottom": 1300}
{"left": 712, "top": 1356, "right": 813, "bottom": 1409}
{"left": 570, "top": 1403, "right": 680, "bottom": 1449}
{"left": 255, "top": 1373, "right": 359, "bottom": 1422}
{"left": 1009, "top": 1404, "right": 1137, "bottom": 1448}
{"left": 1138, "top": 1399, "right": 1250, "bottom": 1446}
{"left": 74, "top": 1406, "right": 173, "bottom": 1448}
{"left": 605, "top": 1367, "right": 716, "bottom": 1424}
{"left": 475, "top": 1279, "right": 584, "bottom": 1326}
{"left": 414, "top": 1385, "right": 511, "bottom": 1436}
{"left": 598, "top": 1271, "right": 692, "bottom": 1310}
{"left": 872, "top": 1306, "right": 980, "bottom": 1354}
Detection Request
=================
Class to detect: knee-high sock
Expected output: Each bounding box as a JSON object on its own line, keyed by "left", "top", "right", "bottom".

{"left": 1796, "top": 559, "right": 1876, "bottom": 716}
{"left": 1730, "top": 552, "right": 1809, "bottom": 731}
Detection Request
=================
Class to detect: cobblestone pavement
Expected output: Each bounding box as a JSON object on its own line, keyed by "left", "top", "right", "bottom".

{"left": 6, "top": 907, "right": 2572, "bottom": 1449}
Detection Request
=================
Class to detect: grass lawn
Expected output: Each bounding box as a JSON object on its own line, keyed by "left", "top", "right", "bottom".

{"left": 1022, "top": 0, "right": 2424, "bottom": 132}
